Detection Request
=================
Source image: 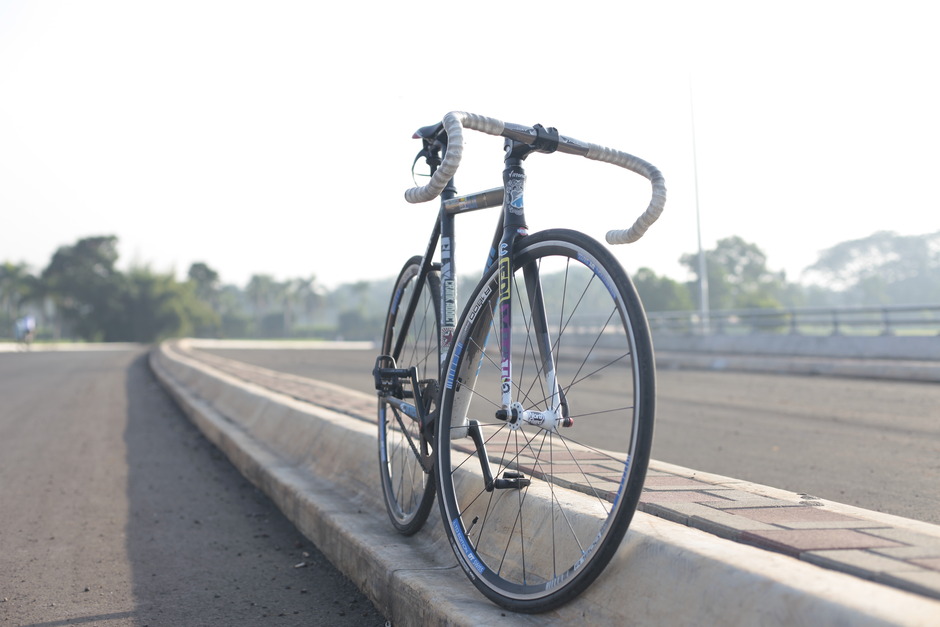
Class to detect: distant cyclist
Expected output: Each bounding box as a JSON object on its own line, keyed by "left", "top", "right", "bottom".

{"left": 14, "top": 315, "right": 36, "bottom": 349}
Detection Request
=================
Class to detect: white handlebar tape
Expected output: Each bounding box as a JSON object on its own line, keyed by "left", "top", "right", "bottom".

{"left": 404, "top": 112, "right": 665, "bottom": 244}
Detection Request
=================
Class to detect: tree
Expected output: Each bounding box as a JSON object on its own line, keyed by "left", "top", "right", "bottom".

{"left": 804, "top": 230, "right": 940, "bottom": 305}
{"left": 187, "top": 262, "right": 221, "bottom": 310}
{"left": 245, "top": 274, "right": 281, "bottom": 336}
{"left": 0, "top": 262, "right": 41, "bottom": 338}
{"left": 41, "top": 236, "right": 126, "bottom": 341}
{"left": 35, "top": 236, "right": 223, "bottom": 342}
{"left": 681, "top": 236, "right": 788, "bottom": 310}
{"left": 632, "top": 267, "right": 694, "bottom": 312}
{"left": 1, "top": 261, "right": 36, "bottom": 308}
{"left": 281, "top": 276, "right": 321, "bottom": 336}
{"left": 122, "top": 266, "right": 220, "bottom": 342}
{"left": 217, "top": 284, "right": 251, "bottom": 338}
{"left": 335, "top": 280, "right": 382, "bottom": 341}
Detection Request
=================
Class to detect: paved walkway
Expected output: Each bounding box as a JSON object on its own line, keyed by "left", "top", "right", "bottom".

{"left": 186, "top": 348, "right": 940, "bottom": 602}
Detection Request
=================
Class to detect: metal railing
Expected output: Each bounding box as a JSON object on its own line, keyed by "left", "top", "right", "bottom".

{"left": 647, "top": 305, "right": 940, "bottom": 337}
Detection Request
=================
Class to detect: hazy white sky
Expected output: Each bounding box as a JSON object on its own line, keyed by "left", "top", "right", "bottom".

{"left": 1, "top": 1, "right": 937, "bottom": 289}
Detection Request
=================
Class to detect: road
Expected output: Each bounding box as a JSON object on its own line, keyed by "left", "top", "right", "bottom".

{"left": 0, "top": 348, "right": 386, "bottom": 627}
{"left": 197, "top": 346, "right": 940, "bottom": 525}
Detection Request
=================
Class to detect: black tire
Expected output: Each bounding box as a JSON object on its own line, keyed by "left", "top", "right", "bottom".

{"left": 435, "top": 230, "right": 655, "bottom": 612}
{"left": 378, "top": 256, "right": 440, "bottom": 535}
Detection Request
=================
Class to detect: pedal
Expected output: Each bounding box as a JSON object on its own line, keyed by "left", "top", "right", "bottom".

{"left": 493, "top": 471, "right": 530, "bottom": 490}
{"left": 373, "top": 355, "right": 410, "bottom": 394}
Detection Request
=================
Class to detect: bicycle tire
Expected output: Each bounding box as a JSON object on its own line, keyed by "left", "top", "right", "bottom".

{"left": 435, "top": 229, "right": 655, "bottom": 612}
{"left": 378, "top": 255, "right": 440, "bottom": 535}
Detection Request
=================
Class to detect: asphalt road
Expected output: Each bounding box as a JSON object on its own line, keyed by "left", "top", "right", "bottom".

{"left": 0, "top": 348, "right": 386, "bottom": 627}
{"left": 198, "top": 346, "right": 940, "bottom": 525}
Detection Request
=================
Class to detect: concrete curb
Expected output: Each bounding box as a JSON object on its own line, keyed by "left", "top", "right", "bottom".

{"left": 150, "top": 340, "right": 940, "bottom": 626}
{"left": 180, "top": 339, "right": 940, "bottom": 602}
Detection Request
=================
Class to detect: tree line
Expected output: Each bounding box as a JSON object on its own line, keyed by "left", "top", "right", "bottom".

{"left": 2, "top": 231, "right": 938, "bottom": 344}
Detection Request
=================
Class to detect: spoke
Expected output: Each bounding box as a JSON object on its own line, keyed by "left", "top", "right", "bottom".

{"left": 552, "top": 265, "right": 596, "bottom": 358}
{"left": 568, "top": 405, "right": 634, "bottom": 419}
{"left": 389, "top": 408, "right": 424, "bottom": 515}
{"left": 410, "top": 292, "right": 436, "bottom": 375}
{"left": 523, "top": 429, "right": 558, "bottom": 578}
{"left": 565, "top": 350, "right": 631, "bottom": 395}
{"left": 532, "top": 448, "right": 588, "bottom": 561}
{"left": 493, "top": 427, "right": 522, "bottom": 577}
{"left": 392, "top": 404, "right": 424, "bottom": 461}
{"left": 565, "top": 306, "right": 622, "bottom": 388}
{"left": 556, "top": 434, "right": 613, "bottom": 515}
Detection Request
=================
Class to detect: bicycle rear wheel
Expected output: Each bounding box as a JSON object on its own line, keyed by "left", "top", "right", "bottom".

{"left": 435, "top": 229, "right": 655, "bottom": 611}
{"left": 378, "top": 256, "right": 439, "bottom": 535}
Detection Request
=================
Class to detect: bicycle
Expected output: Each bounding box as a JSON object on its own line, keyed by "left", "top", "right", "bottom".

{"left": 374, "top": 111, "right": 665, "bottom": 612}
{"left": 14, "top": 316, "right": 36, "bottom": 351}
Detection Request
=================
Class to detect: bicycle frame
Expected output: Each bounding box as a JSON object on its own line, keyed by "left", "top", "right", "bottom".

{"left": 383, "top": 131, "right": 570, "bottom": 438}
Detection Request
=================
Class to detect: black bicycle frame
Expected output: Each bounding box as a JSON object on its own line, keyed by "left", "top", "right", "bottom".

{"left": 493, "top": 139, "right": 562, "bottom": 419}
{"left": 392, "top": 135, "right": 563, "bottom": 422}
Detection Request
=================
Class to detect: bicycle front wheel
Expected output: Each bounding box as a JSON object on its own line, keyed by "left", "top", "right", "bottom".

{"left": 435, "top": 229, "right": 655, "bottom": 612}
{"left": 378, "top": 256, "right": 439, "bottom": 535}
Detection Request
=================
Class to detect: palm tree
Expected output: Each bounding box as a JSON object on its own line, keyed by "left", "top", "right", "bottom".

{"left": 0, "top": 262, "right": 39, "bottom": 337}
{"left": 187, "top": 262, "right": 221, "bottom": 312}
{"left": 281, "top": 275, "right": 322, "bottom": 335}
{"left": 245, "top": 274, "right": 283, "bottom": 337}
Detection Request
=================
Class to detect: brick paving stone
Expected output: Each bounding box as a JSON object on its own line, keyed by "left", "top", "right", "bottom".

{"left": 585, "top": 469, "right": 624, "bottom": 479}
{"left": 680, "top": 504, "right": 779, "bottom": 540}
{"left": 639, "top": 490, "right": 733, "bottom": 505}
{"left": 553, "top": 472, "right": 616, "bottom": 488}
{"left": 692, "top": 503, "right": 778, "bottom": 531}
{"left": 544, "top": 448, "right": 616, "bottom": 462}
{"left": 703, "top": 490, "right": 797, "bottom": 509}
{"left": 524, "top": 463, "right": 610, "bottom": 476}
{"left": 731, "top": 506, "right": 858, "bottom": 523}
{"left": 740, "top": 529, "right": 903, "bottom": 556}
{"left": 645, "top": 502, "right": 777, "bottom": 532}
{"left": 912, "top": 557, "right": 940, "bottom": 571}
{"left": 804, "top": 549, "right": 925, "bottom": 576}
{"left": 643, "top": 475, "right": 715, "bottom": 490}
{"left": 688, "top": 516, "right": 743, "bottom": 541}
{"left": 872, "top": 546, "right": 940, "bottom": 560}
{"left": 777, "top": 520, "right": 890, "bottom": 530}
{"left": 573, "top": 464, "right": 624, "bottom": 475}
{"left": 862, "top": 527, "right": 940, "bottom": 547}
{"left": 638, "top": 502, "right": 693, "bottom": 526}
{"left": 729, "top": 505, "right": 877, "bottom": 530}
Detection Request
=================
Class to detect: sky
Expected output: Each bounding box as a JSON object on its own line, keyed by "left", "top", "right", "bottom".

{"left": 1, "top": 1, "right": 937, "bottom": 290}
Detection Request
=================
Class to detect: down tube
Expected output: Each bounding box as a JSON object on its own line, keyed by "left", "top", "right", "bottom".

{"left": 497, "top": 247, "right": 512, "bottom": 411}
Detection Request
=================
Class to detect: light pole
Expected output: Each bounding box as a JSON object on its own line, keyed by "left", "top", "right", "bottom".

{"left": 690, "top": 81, "right": 710, "bottom": 335}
